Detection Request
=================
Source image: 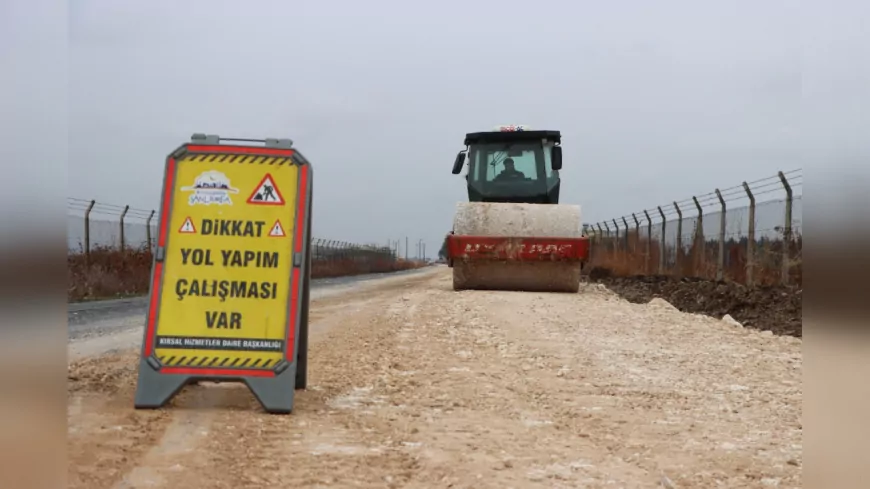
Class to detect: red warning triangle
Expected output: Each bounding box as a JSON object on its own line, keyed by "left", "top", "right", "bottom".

{"left": 247, "top": 173, "right": 285, "bottom": 205}
{"left": 178, "top": 217, "right": 196, "bottom": 234}
{"left": 268, "top": 219, "right": 286, "bottom": 238}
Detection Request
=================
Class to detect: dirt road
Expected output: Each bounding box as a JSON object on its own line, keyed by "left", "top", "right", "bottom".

{"left": 68, "top": 266, "right": 802, "bottom": 488}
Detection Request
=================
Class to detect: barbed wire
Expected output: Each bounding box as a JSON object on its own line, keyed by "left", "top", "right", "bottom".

{"left": 67, "top": 198, "right": 156, "bottom": 220}
{"left": 588, "top": 169, "right": 802, "bottom": 228}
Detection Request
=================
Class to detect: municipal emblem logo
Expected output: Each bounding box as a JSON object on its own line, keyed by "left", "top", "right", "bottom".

{"left": 181, "top": 170, "right": 240, "bottom": 206}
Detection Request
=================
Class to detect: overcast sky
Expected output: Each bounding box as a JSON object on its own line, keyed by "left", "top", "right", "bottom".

{"left": 7, "top": 0, "right": 866, "bottom": 253}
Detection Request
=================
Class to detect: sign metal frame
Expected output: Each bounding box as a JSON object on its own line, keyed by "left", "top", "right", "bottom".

{"left": 134, "top": 134, "right": 312, "bottom": 414}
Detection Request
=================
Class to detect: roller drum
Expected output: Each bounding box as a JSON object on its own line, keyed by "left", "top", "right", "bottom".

{"left": 451, "top": 202, "right": 583, "bottom": 293}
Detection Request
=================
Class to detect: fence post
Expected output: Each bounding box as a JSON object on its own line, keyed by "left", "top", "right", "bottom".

{"left": 84, "top": 200, "right": 95, "bottom": 265}
{"left": 611, "top": 219, "right": 619, "bottom": 252}
{"left": 119, "top": 205, "right": 130, "bottom": 252}
{"left": 596, "top": 223, "right": 604, "bottom": 260}
{"left": 587, "top": 224, "right": 594, "bottom": 261}
{"left": 657, "top": 206, "right": 666, "bottom": 274}
{"left": 632, "top": 213, "right": 640, "bottom": 254}
{"left": 714, "top": 189, "right": 726, "bottom": 281}
{"left": 673, "top": 202, "right": 682, "bottom": 279}
{"left": 692, "top": 196, "right": 704, "bottom": 278}
{"left": 643, "top": 210, "right": 652, "bottom": 274}
{"left": 778, "top": 171, "right": 793, "bottom": 285}
{"left": 743, "top": 182, "right": 756, "bottom": 286}
{"left": 612, "top": 219, "right": 620, "bottom": 253}
{"left": 603, "top": 221, "right": 611, "bottom": 252}
{"left": 621, "top": 217, "right": 630, "bottom": 252}
{"left": 146, "top": 210, "right": 155, "bottom": 251}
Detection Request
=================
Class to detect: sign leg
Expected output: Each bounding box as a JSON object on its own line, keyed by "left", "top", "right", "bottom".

{"left": 134, "top": 357, "right": 189, "bottom": 409}
{"left": 246, "top": 366, "right": 297, "bottom": 414}
{"left": 295, "top": 277, "right": 310, "bottom": 390}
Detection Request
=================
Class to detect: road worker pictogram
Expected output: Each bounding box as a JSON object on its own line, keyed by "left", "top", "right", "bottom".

{"left": 247, "top": 173, "right": 285, "bottom": 205}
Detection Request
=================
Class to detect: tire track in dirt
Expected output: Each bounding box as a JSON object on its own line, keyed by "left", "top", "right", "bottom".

{"left": 111, "top": 386, "right": 235, "bottom": 489}
{"left": 68, "top": 353, "right": 172, "bottom": 489}
{"left": 68, "top": 355, "right": 239, "bottom": 489}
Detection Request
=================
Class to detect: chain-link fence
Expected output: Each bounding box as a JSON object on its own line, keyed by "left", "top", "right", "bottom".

{"left": 585, "top": 169, "right": 803, "bottom": 287}
{"left": 67, "top": 198, "right": 412, "bottom": 301}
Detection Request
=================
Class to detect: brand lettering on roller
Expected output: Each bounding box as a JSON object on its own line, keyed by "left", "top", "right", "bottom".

{"left": 462, "top": 242, "right": 573, "bottom": 254}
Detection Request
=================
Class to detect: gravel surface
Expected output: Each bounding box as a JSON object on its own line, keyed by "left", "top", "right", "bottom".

{"left": 67, "top": 267, "right": 802, "bottom": 489}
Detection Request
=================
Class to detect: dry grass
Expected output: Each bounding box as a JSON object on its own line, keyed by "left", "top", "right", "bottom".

{"left": 311, "top": 257, "right": 422, "bottom": 278}
{"left": 589, "top": 233, "right": 803, "bottom": 287}
{"left": 68, "top": 245, "right": 425, "bottom": 302}
{"left": 68, "top": 246, "right": 153, "bottom": 302}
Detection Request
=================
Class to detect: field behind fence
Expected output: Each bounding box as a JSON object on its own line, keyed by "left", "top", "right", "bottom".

{"left": 67, "top": 198, "right": 422, "bottom": 301}
{"left": 586, "top": 169, "right": 803, "bottom": 287}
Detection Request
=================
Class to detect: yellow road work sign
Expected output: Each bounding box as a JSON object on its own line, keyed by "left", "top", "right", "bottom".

{"left": 135, "top": 134, "right": 313, "bottom": 414}
{"left": 156, "top": 155, "right": 297, "bottom": 369}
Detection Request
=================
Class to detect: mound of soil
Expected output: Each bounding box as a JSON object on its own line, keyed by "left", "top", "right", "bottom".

{"left": 587, "top": 267, "right": 802, "bottom": 338}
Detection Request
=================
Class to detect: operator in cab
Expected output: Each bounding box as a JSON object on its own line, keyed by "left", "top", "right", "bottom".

{"left": 495, "top": 158, "right": 526, "bottom": 180}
